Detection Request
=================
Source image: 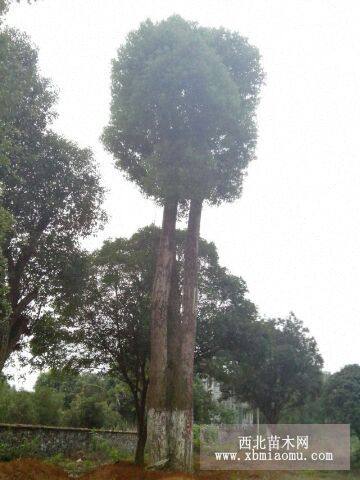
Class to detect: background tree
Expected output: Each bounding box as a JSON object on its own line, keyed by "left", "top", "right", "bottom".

{"left": 0, "top": 25, "right": 55, "bottom": 367}
{"left": 35, "top": 371, "right": 127, "bottom": 429}
{"left": 0, "top": 131, "right": 104, "bottom": 370}
{"left": 103, "top": 15, "right": 263, "bottom": 470}
{"left": 323, "top": 364, "right": 360, "bottom": 440}
{"left": 0, "top": 371, "right": 128, "bottom": 429}
{"left": 1, "top": 23, "right": 104, "bottom": 369}
{"left": 215, "top": 313, "right": 323, "bottom": 424}
{"left": 32, "top": 227, "right": 156, "bottom": 464}
{"left": 32, "top": 383, "right": 64, "bottom": 426}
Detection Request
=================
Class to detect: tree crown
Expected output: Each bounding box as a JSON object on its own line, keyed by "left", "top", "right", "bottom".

{"left": 103, "top": 15, "right": 263, "bottom": 205}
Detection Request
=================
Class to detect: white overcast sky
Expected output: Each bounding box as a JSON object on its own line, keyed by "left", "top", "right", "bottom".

{"left": 5, "top": 0, "right": 360, "bottom": 385}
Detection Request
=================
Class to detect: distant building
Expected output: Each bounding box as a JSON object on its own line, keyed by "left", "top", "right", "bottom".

{"left": 202, "top": 377, "right": 254, "bottom": 425}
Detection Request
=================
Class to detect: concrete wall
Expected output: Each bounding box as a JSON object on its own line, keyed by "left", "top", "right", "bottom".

{"left": 0, "top": 423, "right": 137, "bottom": 457}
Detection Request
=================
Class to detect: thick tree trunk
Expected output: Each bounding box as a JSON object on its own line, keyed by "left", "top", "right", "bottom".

{"left": 147, "top": 198, "right": 178, "bottom": 465}
{"left": 0, "top": 313, "right": 27, "bottom": 373}
{"left": 167, "top": 247, "right": 182, "bottom": 466}
{"left": 167, "top": 247, "right": 181, "bottom": 404}
{"left": 134, "top": 375, "right": 148, "bottom": 465}
{"left": 135, "top": 406, "right": 147, "bottom": 465}
{"left": 168, "top": 198, "right": 203, "bottom": 472}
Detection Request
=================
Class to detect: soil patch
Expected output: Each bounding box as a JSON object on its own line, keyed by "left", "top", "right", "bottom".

{"left": 1, "top": 458, "right": 354, "bottom": 480}
{"left": 81, "top": 460, "right": 258, "bottom": 479}
{"left": 0, "top": 459, "right": 277, "bottom": 480}
{"left": 0, "top": 458, "right": 69, "bottom": 480}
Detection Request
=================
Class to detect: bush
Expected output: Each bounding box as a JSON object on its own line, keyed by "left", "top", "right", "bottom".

{"left": 90, "top": 435, "right": 129, "bottom": 462}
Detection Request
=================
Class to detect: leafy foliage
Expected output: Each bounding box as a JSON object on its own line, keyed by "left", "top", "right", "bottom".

{"left": 0, "top": 28, "right": 55, "bottom": 167}
{"left": 323, "top": 364, "right": 360, "bottom": 439}
{"left": 1, "top": 130, "right": 105, "bottom": 366}
{"left": 103, "top": 15, "right": 263, "bottom": 204}
{"left": 0, "top": 371, "right": 130, "bottom": 430}
{"left": 213, "top": 313, "right": 324, "bottom": 423}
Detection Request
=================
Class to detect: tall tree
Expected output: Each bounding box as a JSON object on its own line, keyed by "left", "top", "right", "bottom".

{"left": 172, "top": 25, "right": 263, "bottom": 469}
{"left": 103, "top": 16, "right": 263, "bottom": 470}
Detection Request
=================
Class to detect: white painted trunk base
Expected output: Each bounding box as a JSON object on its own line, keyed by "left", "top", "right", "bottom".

{"left": 147, "top": 408, "right": 169, "bottom": 465}
{"left": 168, "top": 409, "right": 193, "bottom": 472}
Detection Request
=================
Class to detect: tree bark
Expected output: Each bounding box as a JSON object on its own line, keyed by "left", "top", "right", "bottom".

{"left": 167, "top": 246, "right": 181, "bottom": 405}
{"left": 135, "top": 417, "right": 147, "bottom": 466}
{"left": 135, "top": 388, "right": 148, "bottom": 465}
{"left": 168, "top": 198, "right": 203, "bottom": 472}
{"left": 147, "top": 198, "right": 178, "bottom": 465}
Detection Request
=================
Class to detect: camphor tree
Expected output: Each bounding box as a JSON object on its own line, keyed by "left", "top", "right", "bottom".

{"left": 103, "top": 15, "right": 263, "bottom": 470}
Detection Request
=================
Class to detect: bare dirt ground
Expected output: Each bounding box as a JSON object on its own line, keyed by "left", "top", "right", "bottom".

{"left": 0, "top": 459, "right": 359, "bottom": 480}
{"left": 0, "top": 458, "right": 69, "bottom": 480}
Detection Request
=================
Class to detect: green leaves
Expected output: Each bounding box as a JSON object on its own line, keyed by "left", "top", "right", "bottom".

{"left": 0, "top": 25, "right": 105, "bottom": 366}
{"left": 103, "top": 15, "right": 264, "bottom": 204}
{"left": 323, "top": 364, "right": 360, "bottom": 438}
{"left": 211, "top": 313, "right": 324, "bottom": 424}
{"left": 0, "top": 28, "right": 56, "bottom": 166}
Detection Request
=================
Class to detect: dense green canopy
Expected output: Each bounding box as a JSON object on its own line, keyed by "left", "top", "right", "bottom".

{"left": 212, "top": 313, "right": 324, "bottom": 424}
{"left": 1, "top": 131, "right": 104, "bottom": 365}
{"left": 103, "top": 15, "right": 263, "bottom": 204}
{"left": 323, "top": 364, "right": 360, "bottom": 439}
{"left": 0, "top": 28, "right": 56, "bottom": 168}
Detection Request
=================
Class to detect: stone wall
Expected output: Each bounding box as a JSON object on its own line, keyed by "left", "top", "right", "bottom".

{"left": 0, "top": 423, "right": 137, "bottom": 457}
